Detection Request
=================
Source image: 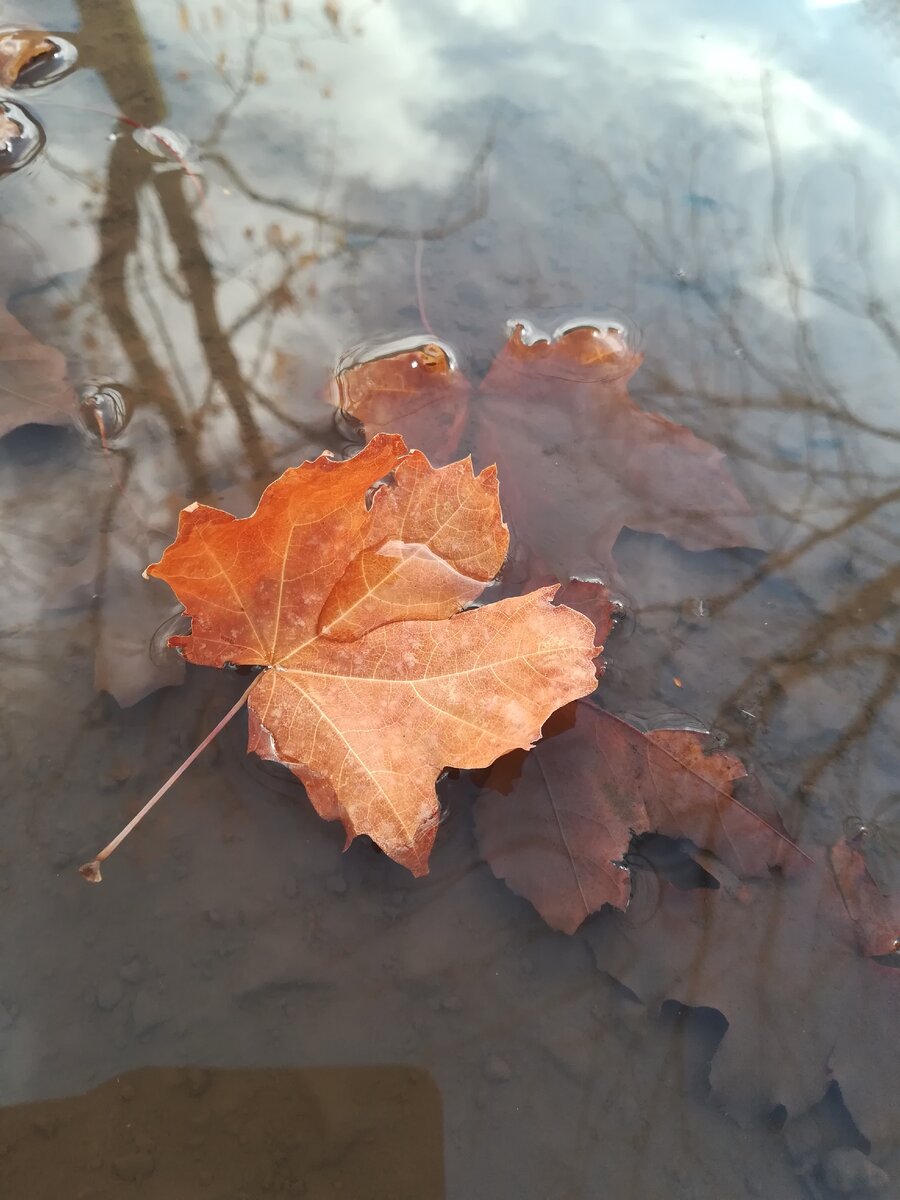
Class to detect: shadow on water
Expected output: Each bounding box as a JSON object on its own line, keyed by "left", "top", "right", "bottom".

{"left": 1, "top": 0, "right": 899, "bottom": 1197}
{"left": 0, "top": 1065, "right": 444, "bottom": 1197}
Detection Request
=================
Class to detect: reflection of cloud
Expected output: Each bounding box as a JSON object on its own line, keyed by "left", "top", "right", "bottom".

{"left": 142, "top": 0, "right": 469, "bottom": 192}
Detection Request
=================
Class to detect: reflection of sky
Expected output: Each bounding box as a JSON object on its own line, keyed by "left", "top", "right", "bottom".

{"left": 0, "top": 0, "right": 896, "bottom": 476}
{"left": 0, "top": 0, "right": 894, "bottom": 534}
{"left": 1, "top": 0, "right": 896, "bottom": 477}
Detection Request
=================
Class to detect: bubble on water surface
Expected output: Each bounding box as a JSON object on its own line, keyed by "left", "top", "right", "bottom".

{"left": 331, "top": 333, "right": 461, "bottom": 447}
{"left": 77, "top": 384, "right": 131, "bottom": 442}
{"left": 504, "top": 311, "right": 643, "bottom": 383}
{"left": 150, "top": 611, "right": 191, "bottom": 666}
{"left": 336, "top": 332, "right": 459, "bottom": 375}
{"left": 507, "top": 307, "right": 642, "bottom": 351}
{"left": 0, "top": 100, "right": 44, "bottom": 174}
{"left": 11, "top": 35, "right": 78, "bottom": 87}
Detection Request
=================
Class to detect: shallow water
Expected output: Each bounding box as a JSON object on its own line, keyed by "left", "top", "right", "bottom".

{"left": 1, "top": 0, "right": 899, "bottom": 1196}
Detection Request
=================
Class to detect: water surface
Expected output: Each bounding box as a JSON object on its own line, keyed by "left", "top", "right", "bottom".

{"left": 1, "top": 0, "right": 899, "bottom": 1196}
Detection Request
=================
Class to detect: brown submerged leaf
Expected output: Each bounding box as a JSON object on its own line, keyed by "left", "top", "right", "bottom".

{"left": 586, "top": 857, "right": 900, "bottom": 1151}
{"left": 334, "top": 323, "right": 761, "bottom": 586}
{"left": 830, "top": 839, "right": 900, "bottom": 957}
{"left": 331, "top": 341, "right": 468, "bottom": 466}
{"left": 476, "top": 697, "right": 804, "bottom": 933}
{"left": 0, "top": 306, "right": 75, "bottom": 439}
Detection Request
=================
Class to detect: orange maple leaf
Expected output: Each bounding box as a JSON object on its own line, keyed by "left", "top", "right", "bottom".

{"left": 144, "top": 434, "right": 599, "bottom": 874}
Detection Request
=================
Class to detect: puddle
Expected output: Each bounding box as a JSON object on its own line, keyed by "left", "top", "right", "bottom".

{"left": 0, "top": 0, "right": 898, "bottom": 1196}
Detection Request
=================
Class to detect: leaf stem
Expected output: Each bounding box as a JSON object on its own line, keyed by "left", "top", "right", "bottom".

{"left": 79, "top": 681, "right": 255, "bottom": 882}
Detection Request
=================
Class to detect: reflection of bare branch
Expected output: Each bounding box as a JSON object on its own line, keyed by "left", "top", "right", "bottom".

{"left": 716, "top": 564, "right": 900, "bottom": 731}
{"left": 200, "top": 0, "right": 268, "bottom": 150}
{"left": 93, "top": 135, "right": 210, "bottom": 493}
{"left": 203, "top": 144, "right": 489, "bottom": 241}
{"left": 154, "top": 169, "right": 270, "bottom": 475}
{"left": 594, "top": 153, "right": 900, "bottom": 445}
{"left": 586, "top": 77, "right": 900, "bottom": 851}
{"left": 798, "top": 637, "right": 899, "bottom": 793}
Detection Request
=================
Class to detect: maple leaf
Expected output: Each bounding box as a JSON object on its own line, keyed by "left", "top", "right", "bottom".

{"left": 476, "top": 697, "right": 804, "bottom": 934}
{"left": 146, "top": 434, "right": 599, "bottom": 874}
{"left": 0, "top": 306, "right": 75, "bottom": 439}
{"left": 333, "top": 323, "right": 760, "bottom": 586}
{"left": 586, "top": 855, "right": 900, "bottom": 1151}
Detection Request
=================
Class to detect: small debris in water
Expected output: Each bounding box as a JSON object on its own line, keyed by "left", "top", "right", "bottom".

{"left": 843, "top": 815, "right": 869, "bottom": 843}
{"left": 483, "top": 1053, "right": 512, "bottom": 1082}
{"left": 680, "top": 597, "right": 711, "bottom": 627}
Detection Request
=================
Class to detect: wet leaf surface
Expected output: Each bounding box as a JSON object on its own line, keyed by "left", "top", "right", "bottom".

{"left": 476, "top": 696, "right": 803, "bottom": 933}
{"left": 0, "top": 307, "right": 74, "bottom": 438}
{"left": 586, "top": 854, "right": 900, "bottom": 1151}
{"left": 336, "top": 323, "right": 761, "bottom": 586}
{"left": 148, "top": 434, "right": 599, "bottom": 873}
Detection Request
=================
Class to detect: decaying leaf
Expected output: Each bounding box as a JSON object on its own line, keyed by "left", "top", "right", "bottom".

{"left": 334, "top": 323, "right": 760, "bottom": 585}
{"left": 0, "top": 29, "right": 55, "bottom": 88}
{"left": 147, "top": 434, "right": 599, "bottom": 874}
{"left": 830, "top": 839, "right": 900, "bottom": 957}
{"left": 586, "top": 856, "right": 900, "bottom": 1151}
{"left": 0, "top": 306, "right": 75, "bottom": 439}
{"left": 476, "top": 697, "right": 803, "bottom": 933}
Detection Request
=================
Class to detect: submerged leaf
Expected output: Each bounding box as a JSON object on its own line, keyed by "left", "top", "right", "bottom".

{"left": 334, "top": 323, "right": 760, "bottom": 586}
{"left": 830, "top": 840, "right": 900, "bottom": 957}
{"left": 587, "top": 858, "right": 900, "bottom": 1150}
{"left": 0, "top": 306, "right": 74, "bottom": 438}
{"left": 476, "top": 698, "right": 804, "bottom": 933}
{"left": 147, "top": 435, "right": 599, "bottom": 873}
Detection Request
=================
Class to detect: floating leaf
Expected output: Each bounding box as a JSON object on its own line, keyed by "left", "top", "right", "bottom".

{"left": 146, "top": 435, "right": 599, "bottom": 873}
